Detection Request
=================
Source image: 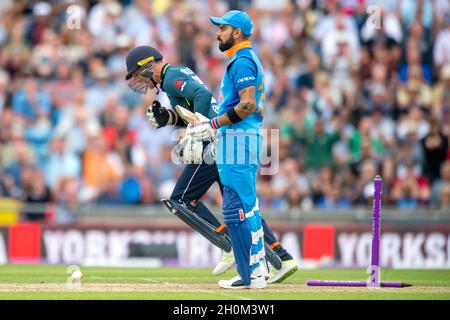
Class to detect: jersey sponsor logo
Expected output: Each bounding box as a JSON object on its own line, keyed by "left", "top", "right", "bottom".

{"left": 237, "top": 76, "right": 255, "bottom": 83}
{"left": 174, "top": 80, "right": 185, "bottom": 90}
{"left": 180, "top": 82, "right": 187, "bottom": 92}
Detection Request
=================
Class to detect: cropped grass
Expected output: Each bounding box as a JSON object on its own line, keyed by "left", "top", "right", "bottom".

{"left": 0, "top": 265, "right": 449, "bottom": 300}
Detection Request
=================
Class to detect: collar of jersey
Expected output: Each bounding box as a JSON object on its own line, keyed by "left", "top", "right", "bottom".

{"left": 225, "top": 41, "right": 252, "bottom": 58}
{"left": 160, "top": 63, "right": 171, "bottom": 90}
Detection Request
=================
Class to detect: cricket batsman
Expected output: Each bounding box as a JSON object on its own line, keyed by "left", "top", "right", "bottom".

{"left": 186, "top": 10, "right": 297, "bottom": 288}
{"left": 125, "top": 42, "right": 297, "bottom": 285}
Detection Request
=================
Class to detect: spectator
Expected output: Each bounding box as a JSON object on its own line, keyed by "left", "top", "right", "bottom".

{"left": 12, "top": 76, "right": 52, "bottom": 123}
{"left": 391, "top": 161, "right": 431, "bottom": 209}
{"left": 139, "top": 178, "right": 156, "bottom": 204}
{"left": 53, "top": 100, "right": 101, "bottom": 156}
{"left": 434, "top": 14, "right": 450, "bottom": 67}
{"left": 318, "top": 10, "right": 360, "bottom": 71}
{"left": 2, "top": 126, "right": 36, "bottom": 190}
{"left": 310, "top": 166, "right": 334, "bottom": 203}
{"left": 396, "top": 77, "right": 432, "bottom": 112}
{"left": 2, "top": 17, "right": 30, "bottom": 78}
{"left": 43, "top": 135, "right": 81, "bottom": 190}
{"left": 349, "top": 116, "right": 384, "bottom": 165}
{"left": 325, "top": 33, "right": 359, "bottom": 106}
{"left": 31, "top": 28, "right": 62, "bottom": 80}
{"left": 85, "top": 66, "right": 115, "bottom": 116}
{"left": 399, "top": 39, "right": 432, "bottom": 84}
{"left": 363, "top": 63, "right": 395, "bottom": 115}
{"left": 352, "top": 160, "right": 378, "bottom": 205}
{"left": 400, "top": 0, "right": 434, "bottom": 31}
{"left": 54, "top": 177, "right": 80, "bottom": 223}
{"left": 296, "top": 52, "right": 321, "bottom": 91}
{"left": 369, "top": 107, "right": 396, "bottom": 149}
{"left": 272, "top": 158, "right": 311, "bottom": 210}
{"left": 396, "top": 106, "right": 430, "bottom": 142}
{"left": 432, "top": 64, "right": 450, "bottom": 116}
{"left": 421, "top": 118, "right": 449, "bottom": 184}
{"left": 0, "top": 70, "right": 9, "bottom": 113}
{"left": 45, "top": 60, "right": 83, "bottom": 112}
{"left": 26, "top": 1, "right": 53, "bottom": 47}
{"left": 305, "top": 71, "right": 342, "bottom": 121}
{"left": 315, "top": 163, "right": 352, "bottom": 209}
{"left": 87, "top": 0, "right": 123, "bottom": 53}
{"left": 441, "top": 105, "right": 450, "bottom": 142}
{"left": 316, "top": 185, "right": 352, "bottom": 210}
{"left": 296, "top": 118, "right": 343, "bottom": 170}
{"left": 360, "top": 11, "right": 403, "bottom": 47}
{"left": 431, "top": 160, "right": 450, "bottom": 208}
{"left": 0, "top": 108, "right": 14, "bottom": 144}
{"left": 118, "top": 165, "right": 143, "bottom": 204}
{"left": 82, "top": 132, "right": 124, "bottom": 202}
{"left": 175, "top": 14, "right": 199, "bottom": 71}
{"left": 22, "top": 168, "right": 51, "bottom": 221}
{"left": 96, "top": 175, "right": 122, "bottom": 204}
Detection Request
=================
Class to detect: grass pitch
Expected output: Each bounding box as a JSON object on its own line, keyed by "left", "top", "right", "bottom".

{"left": 0, "top": 265, "right": 449, "bottom": 300}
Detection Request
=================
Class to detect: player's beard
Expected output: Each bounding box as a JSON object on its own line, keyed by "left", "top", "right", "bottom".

{"left": 218, "top": 34, "right": 235, "bottom": 52}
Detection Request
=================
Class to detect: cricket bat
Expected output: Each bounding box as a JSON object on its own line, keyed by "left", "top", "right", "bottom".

{"left": 175, "top": 105, "right": 199, "bottom": 124}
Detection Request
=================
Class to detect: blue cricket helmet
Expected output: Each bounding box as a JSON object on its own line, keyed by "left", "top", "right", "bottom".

{"left": 125, "top": 46, "right": 163, "bottom": 80}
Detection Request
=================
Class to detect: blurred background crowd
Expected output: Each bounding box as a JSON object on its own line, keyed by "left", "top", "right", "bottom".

{"left": 0, "top": 0, "right": 449, "bottom": 223}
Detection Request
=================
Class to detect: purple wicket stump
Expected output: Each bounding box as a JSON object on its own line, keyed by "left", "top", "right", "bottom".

{"left": 306, "top": 280, "right": 410, "bottom": 288}
{"left": 369, "top": 175, "right": 382, "bottom": 287}
{"left": 306, "top": 176, "right": 411, "bottom": 288}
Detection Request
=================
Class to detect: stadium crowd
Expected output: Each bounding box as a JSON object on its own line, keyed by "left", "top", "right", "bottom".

{"left": 0, "top": 0, "right": 449, "bottom": 222}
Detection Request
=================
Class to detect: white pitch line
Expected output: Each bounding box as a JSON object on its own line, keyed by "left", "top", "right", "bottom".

{"left": 142, "top": 278, "right": 171, "bottom": 285}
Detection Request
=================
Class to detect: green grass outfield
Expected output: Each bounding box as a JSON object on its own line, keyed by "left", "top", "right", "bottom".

{"left": 0, "top": 265, "right": 449, "bottom": 300}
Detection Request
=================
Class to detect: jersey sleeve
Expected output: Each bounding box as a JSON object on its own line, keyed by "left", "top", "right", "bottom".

{"left": 229, "top": 57, "right": 257, "bottom": 92}
{"left": 166, "top": 95, "right": 188, "bottom": 127}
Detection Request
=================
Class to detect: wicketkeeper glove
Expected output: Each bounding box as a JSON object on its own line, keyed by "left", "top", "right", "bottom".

{"left": 174, "top": 135, "right": 205, "bottom": 164}
{"left": 146, "top": 100, "right": 178, "bottom": 129}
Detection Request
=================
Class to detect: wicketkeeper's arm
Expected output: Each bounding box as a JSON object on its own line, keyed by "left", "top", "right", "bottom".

{"left": 172, "top": 110, "right": 188, "bottom": 127}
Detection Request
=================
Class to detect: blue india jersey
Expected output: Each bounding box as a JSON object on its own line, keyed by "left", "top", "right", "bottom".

{"left": 217, "top": 41, "right": 265, "bottom": 134}
{"left": 215, "top": 41, "right": 266, "bottom": 212}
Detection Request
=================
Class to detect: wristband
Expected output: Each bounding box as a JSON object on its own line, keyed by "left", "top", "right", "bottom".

{"left": 167, "top": 109, "right": 178, "bottom": 126}
{"left": 209, "top": 117, "right": 221, "bottom": 129}
{"left": 226, "top": 107, "right": 242, "bottom": 124}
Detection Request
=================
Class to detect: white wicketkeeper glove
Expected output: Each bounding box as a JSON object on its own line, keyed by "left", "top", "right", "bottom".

{"left": 175, "top": 135, "right": 204, "bottom": 164}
